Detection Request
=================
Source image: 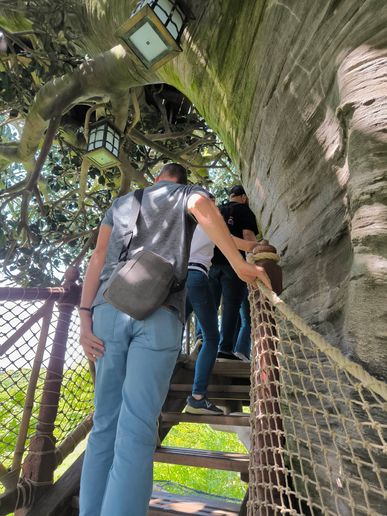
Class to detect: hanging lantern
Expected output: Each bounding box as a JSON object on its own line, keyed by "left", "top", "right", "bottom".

{"left": 116, "top": 0, "right": 188, "bottom": 70}
{"left": 85, "top": 120, "right": 121, "bottom": 169}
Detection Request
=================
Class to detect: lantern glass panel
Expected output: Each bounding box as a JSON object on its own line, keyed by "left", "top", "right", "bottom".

{"left": 153, "top": 0, "right": 172, "bottom": 24}
{"left": 106, "top": 131, "right": 114, "bottom": 145}
{"left": 87, "top": 130, "right": 96, "bottom": 150}
{"left": 128, "top": 21, "right": 169, "bottom": 62}
{"left": 113, "top": 142, "right": 120, "bottom": 155}
{"left": 95, "top": 128, "right": 105, "bottom": 146}
{"left": 166, "top": 8, "right": 183, "bottom": 39}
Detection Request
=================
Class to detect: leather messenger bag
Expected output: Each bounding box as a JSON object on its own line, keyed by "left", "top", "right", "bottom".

{"left": 103, "top": 189, "right": 184, "bottom": 320}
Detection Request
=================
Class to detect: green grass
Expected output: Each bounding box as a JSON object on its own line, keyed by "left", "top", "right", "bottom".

{"left": 0, "top": 365, "right": 93, "bottom": 475}
{"left": 154, "top": 423, "right": 247, "bottom": 500}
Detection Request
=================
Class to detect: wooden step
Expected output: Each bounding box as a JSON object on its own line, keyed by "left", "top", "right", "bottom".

{"left": 161, "top": 412, "right": 250, "bottom": 426}
{"left": 71, "top": 491, "right": 241, "bottom": 516}
{"left": 154, "top": 446, "right": 249, "bottom": 473}
{"left": 169, "top": 384, "right": 250, "bottom": 401}
{"left": 184, "top": 360, "right": 251, "bottom": 378}
{"left": 149, "top": 490, "right": 241, "bottom": 515}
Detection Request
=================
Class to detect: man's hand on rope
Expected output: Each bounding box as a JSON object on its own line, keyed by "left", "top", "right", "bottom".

{"left": 79, "top": 315, "right": 105, "bottom": 363}
{"left": 235, "top": 261, "right": 272, "bottom": 290}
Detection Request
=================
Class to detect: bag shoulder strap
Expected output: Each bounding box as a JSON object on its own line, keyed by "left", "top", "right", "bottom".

{"left": 119, "top": 189, "right": 144, "bottom": 262}
{"left": 220, "top": 201, "right": 236, "bottom": 227}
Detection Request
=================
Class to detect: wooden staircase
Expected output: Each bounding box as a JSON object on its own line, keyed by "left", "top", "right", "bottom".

{"left": 151, "top": 355, "right": 251, "bottom": 515}
{"left": 26, "top": 356, "right": 251, "bottom": 516}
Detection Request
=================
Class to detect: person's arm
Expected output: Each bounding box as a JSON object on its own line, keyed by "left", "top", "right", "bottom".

{"left": 242, "top": 229, "right": 256, "bottom": 241}
{"left": 79, "top": 224, "right": 112, "bottom": 362}
{"left": 187, "top": 194, "right": 271, "bottom": 288}
{"left": 241, "top": 204, "right": 259, "bottom": 241}
{"left": 232, "top": 235, "right": 257, "bottom": 252}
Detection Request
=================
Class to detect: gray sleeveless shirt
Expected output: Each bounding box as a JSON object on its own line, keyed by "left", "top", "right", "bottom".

{"left": 92, "top": 181, "right": 209, "bottom": 322}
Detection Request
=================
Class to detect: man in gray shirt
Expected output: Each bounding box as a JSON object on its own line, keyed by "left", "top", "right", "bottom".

{"left": 78, "top": 163, "right": 271, "bottom": 516}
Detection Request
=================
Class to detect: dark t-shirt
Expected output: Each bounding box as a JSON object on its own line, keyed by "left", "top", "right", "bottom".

{"left": 212, "top": 201, "right": 258, "bottom": 265}
{"left": 92, "top": 181, "right": 209, "bottom": 322}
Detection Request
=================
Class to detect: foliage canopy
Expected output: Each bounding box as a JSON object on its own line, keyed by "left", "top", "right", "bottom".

{"left": 0, "top": 2, "right": 236, "bottom": 285}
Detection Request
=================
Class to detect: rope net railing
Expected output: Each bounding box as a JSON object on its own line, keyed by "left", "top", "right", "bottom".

{"left": 0, "top": 283, "right": 94, "bottom": 500}
{"left": 247, "top": 281, "right": 387, "bottom": 516}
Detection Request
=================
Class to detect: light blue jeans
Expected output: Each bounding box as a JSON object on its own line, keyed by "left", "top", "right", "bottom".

{"left": 79, "top": 303, "right": 182, "bottom": 516}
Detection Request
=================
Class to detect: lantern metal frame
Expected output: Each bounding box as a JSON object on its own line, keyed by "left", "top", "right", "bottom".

{"left": 85, "top": 119, "right": 122, "bottom": 170}
{"left": 116, "top": 0, "right": 188, "bottom": 70}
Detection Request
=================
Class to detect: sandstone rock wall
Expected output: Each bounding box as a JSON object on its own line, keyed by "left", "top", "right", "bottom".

{"left": 163, "top": 0, "right": 387, "bottom": 381}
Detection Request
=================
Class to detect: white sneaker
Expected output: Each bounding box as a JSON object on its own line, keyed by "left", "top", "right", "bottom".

{"left": 233, "top": 352, "right": 250, "bottom": 362}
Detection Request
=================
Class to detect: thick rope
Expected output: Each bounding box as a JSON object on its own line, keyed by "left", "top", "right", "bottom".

{"left": 247, "top": 251, "right": 280, "bottom": 263}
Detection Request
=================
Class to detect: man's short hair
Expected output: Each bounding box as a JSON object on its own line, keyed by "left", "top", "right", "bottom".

{"left": 229, "top": 185, "right": 246, "bottom": 197}
{"left": 159, "top": 163, "right": 188, "bottom": 185}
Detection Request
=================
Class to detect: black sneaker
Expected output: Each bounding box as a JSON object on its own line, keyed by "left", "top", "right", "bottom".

{"left": 217, "top": 351, "right": 241, "bottom": 360}
{"left": 185, "top": 396, "right": 224, "bottom": 415}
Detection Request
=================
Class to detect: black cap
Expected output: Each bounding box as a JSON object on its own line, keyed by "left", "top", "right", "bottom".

{"left": 229, "top": 185, "right": 245, "bottom": 196}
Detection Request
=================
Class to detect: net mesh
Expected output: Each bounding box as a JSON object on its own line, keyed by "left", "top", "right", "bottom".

{"left": 0, "top": 289, "right": 93, "bottom": 494}
{"left": 248, "top": 283, "right": 387, "bottom": 516}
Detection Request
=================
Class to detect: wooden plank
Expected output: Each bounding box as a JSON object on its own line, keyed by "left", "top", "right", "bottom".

{"left": 161, "top": 412, "right": 250, "bottom": 426}
{"left": 71, "top": 491, "right": 241, "bottom": 515}
{"left": 168, "top": 391, "right": 249, "bottom": 401}
{"left": 149, "top": 490, "right": 240, "bottom": 515}
{"left": 154, "top": 446, "right": 249, "bottom": 473}
{"left": 159, "top": 362, "right": 194, "bottom": 443}
{"left": 169, "top": 384, "right": 250, "bottom": 393}
{"left": 183, "top": 361, "right": 251, "bottom": 378}
{"left": 211, "top": 361, "right": 251, "bottom": 377}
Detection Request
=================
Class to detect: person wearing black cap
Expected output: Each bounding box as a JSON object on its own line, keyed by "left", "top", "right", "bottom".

{"left": 209, "top": 185, "right": 258, "bottom": 359}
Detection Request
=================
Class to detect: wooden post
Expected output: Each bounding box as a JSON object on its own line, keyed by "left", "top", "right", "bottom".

{"left": 248, "top": 243, "right": 285, "bottom": 514}
{"left": 15, "top": 267, "right": 81, "bottom": 514}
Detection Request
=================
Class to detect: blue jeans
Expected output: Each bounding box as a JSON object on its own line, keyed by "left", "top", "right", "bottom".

{"left": 79, "top": 303, "right": 182, "bottom": 516}
{"left": 208, "top": 264, "right": 245, "bottom": 353}
{"left": 234, "top": 287, "right": 252, "bottom": 358}
{"left": 186, "top": 270, "right": 219, "bottom": 395}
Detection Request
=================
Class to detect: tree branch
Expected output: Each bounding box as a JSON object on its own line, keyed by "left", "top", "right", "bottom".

{"left": 18, "top": 116, "right": 61, "bottom": 241}
{"left": 128, "top": 128, "right": 226, "bottom": 170}
{"left": 71, "top": 230, "right": 98, "bottom": 267}
{"left": 0, "top": 44, "right": 159, "bottom": 165}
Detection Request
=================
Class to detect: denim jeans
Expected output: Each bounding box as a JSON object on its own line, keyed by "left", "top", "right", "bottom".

{"left": 234, "top": 287, "right": 252, "bottom": 358}
{"left": 79, "top": 303, "right": 182, "bottom": 516}
{"left": 186, "top": 269, "right": 219, "bottom": 395}
{"left": 208, "top": 264, "right": 245, "bottom": 353}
